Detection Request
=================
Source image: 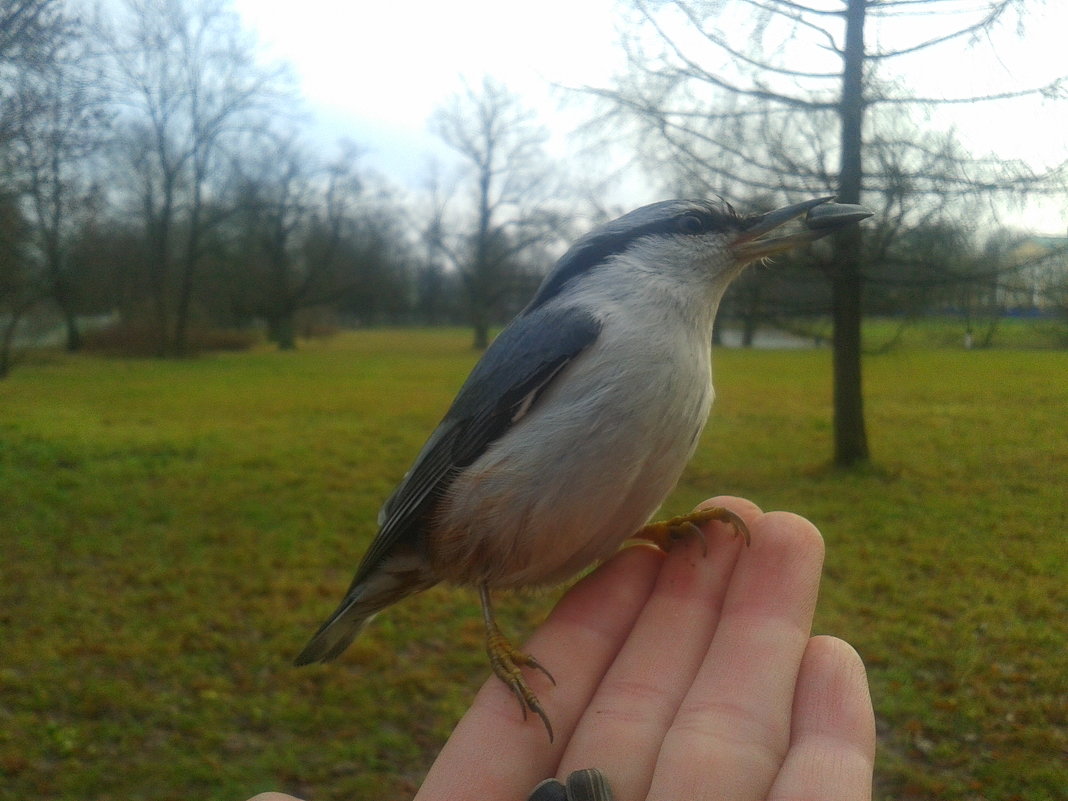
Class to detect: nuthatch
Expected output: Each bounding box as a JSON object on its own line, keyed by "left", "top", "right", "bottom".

{"left": 295, "top": 196, "right": 872, "bottom": 740}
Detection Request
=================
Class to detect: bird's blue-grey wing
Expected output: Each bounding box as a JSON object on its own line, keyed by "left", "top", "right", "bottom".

{"left": 349, "top": 304, "right": 603, "bottom": 590}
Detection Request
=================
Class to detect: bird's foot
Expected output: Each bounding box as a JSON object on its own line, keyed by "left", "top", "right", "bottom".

{"left": 486, "top": 624, "right": 557, "bottom": 742}
{"left": 635, "top": 505, "right": 751, "bottom": 555}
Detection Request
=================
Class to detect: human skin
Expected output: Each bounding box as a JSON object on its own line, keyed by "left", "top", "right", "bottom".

{"left": 250, "top": 496, "right": 876, "bottom": 801}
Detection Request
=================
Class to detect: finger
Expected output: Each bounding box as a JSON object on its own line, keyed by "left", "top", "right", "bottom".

{"left": 414, "top": 544, "right": 663, "bottom": 801}
{"left": 768, "top": 636, "right": 876, "bottom": 801}
{"left": 558, "top": 497, "right": 760, "bottom": 800}
{"left": 647, "top": 511, "right": 825, "bottom": 801}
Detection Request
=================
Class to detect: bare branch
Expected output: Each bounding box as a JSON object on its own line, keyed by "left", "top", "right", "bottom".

{"left": 867, "top": 0, "right": 1011, "bottom": 58}
{"left": 673, "top": 2, "right": 840, "bottom": 80}
{"left": 732, "top": 0, "right": 846, "bottom": 52}
{"left": 756, "top": 0, "right": 845, "bottom": 16}
{"left": 430, "top": 77, "right": 562, "bottom": 347}
{"left": 871, "top": 78, "right": 1065, "bottom": 105}
{"left": 633, "top": 1, "right": 836, "bottom": 110}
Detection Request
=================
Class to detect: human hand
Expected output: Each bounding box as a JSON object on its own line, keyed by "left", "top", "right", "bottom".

{"left": 249, "top": 497, "right": 874, "bottom": 801}
{"left": 414, "top": 496, "right": 875, "bottom": 801}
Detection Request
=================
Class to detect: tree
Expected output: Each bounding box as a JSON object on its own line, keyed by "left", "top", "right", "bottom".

{"left": 4, "top": 25, "right": 108, "bottom": 352}
{"left": 225, "top": 137, "right": 382, "bottom": 348}
{"left": 0, "top": 0, "right": 71, "bottom": 137}
{"left": 591, "top": 0, "right": 1065, "bottom": 465}
{"left": 431, "top": 77, "right": 564, "bottom": 349}
{"left": 0, "top": 190, "right": 37, "bottom": 377}
{"left": 333, "top": 193, "right": 417, "bottom": 328}
{"left": 415, "top": 163, "right": 463, "bottom": 327}
{"left": 0, "top": 0, "right": 76, "bottom": 373}
{"left": 99, "top": 0, "right": 291, "bottom": 356}
{"left": 1039, "top": 244, "right": 1068, "bottom": 339}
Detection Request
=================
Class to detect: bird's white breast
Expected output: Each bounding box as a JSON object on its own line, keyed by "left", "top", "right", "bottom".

{"left": 429, "top": 275, "right": 718, "bottom": 588}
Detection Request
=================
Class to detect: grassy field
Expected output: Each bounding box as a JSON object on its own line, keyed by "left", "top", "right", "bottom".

{"left": 1, "top": 329, "right": 1065, "bottom": 800}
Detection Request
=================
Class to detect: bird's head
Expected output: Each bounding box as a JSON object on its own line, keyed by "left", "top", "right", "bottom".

{"left": 526, "top": 196, "right": 872, "bottom": 312}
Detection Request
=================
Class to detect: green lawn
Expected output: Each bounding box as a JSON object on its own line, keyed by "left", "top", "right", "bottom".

{"left": 1, "top": 330, "right": 1065, "bottom": 800}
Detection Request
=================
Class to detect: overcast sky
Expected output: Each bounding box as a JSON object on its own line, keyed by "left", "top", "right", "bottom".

{"left": 232, "top": 0, "right": 1068, "bottom": 234}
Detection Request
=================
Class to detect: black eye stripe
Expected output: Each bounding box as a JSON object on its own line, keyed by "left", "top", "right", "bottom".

{"left": 523, "top": 200, "right": 743, "bottom": 311}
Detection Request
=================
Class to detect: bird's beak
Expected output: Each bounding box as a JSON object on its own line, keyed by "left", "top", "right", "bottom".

{"left": 731, "top": 196, "right": 873, "bottom": 262}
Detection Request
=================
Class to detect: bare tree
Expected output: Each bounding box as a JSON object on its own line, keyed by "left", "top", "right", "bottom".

{"left": 0, "top": 0, "right": 77, "bottom": 373}
{"left": 99, "top": 0, "right": 291, "bottom": 356}
{"left": 4, "top": 24, "right": 109, "bottom": 352}
{"left": 0, "top": 189, "right": 38, "bottom": 377}
{"left": 226, "top": 136, "right": 368, "bottom": 349}
{"left": 0, "top": 0, "right": 71, "bottom": 137}
{"left": 590, "top": 0, "right": 1065, "bottom": 465}
{"left": 415, "top": 162, "right": 456, "bottom": 326}
{"left": 332, "top": 188, "right": 417, "bottom": 328}
{"left": 431, "top": 77, "right": 564, "bottom": 349}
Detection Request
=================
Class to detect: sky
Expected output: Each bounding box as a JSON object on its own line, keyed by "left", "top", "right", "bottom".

{"left": 232, "top": 0, "right": 1068, "bottom": 235}
{"left": 231, "top": 0, "right": 624, "bottom": 184}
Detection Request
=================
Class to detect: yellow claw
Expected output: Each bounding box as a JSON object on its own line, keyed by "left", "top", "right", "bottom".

{"left": 635, "top": 505, "right": 751, "bottom": 553}
{"left": 481, "top": 584, "right": 556, "bottom": 742}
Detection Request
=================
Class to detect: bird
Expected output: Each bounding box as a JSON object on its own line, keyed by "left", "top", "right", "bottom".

{"left": 294, "top": 195, "right": 872, "bottom": 740}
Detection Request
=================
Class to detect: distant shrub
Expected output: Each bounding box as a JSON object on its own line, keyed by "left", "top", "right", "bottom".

{"left": 298, "top": 321, "right": 341, "bottom": 339}
{"left": 191, "top": 327, "right": 262, "bottom": 352}
{"left": 82, "top": 322, "right": 161, "bottom": 356}
{"left": 84, "top": 322, "right": 261, "bottom": 356}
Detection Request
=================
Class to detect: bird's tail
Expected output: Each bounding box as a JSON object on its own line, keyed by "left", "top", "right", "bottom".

{"left": 293, "top": 592, "right": 375, "bottom": 665}
{"left": 293, "top": 557, "right": 438, "bottom": 665}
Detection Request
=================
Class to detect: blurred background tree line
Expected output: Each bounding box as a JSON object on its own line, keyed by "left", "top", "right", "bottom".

{"left": 1, "top": 1, "right": 1066, "bottom": 385}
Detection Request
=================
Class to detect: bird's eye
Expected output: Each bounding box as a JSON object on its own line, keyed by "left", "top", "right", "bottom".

{"left": 678, "top": 214, "right": 705, "bottom": 234}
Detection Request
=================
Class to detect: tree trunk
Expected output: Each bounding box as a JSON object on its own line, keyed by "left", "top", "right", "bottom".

{"left": 148, "top": 192, "right": 173, "bottom": 358}
{"left": 0, "top": 299, "right": 33, "bottom": 379}
{"left": 0, "top": 320, "right": 17, "bottom": 379}
{"left": 742, "top": 314, "right": 757, "bottom": 348}
{"left": 173, "top": 179, "right": 204, "bottom": 359}
{"left": 269, "top": 312, "right": 297, "bottom": 350}
{"left": 741, "top": 281, "right": 761, "bottom": 348}
{"left": 52, "top": 273, "right": 82, "bottom": 353}
{"left": 471, "top": 311, "right": 489, "bottom": 350}
{"left": 63, "top": 310, "right": 81, "bottom": 352}
{"left": 831, "top": 229, "right": 868, "bottom": 466}
{"left": 831, "top": 0, "right": 870, "bottom": 467}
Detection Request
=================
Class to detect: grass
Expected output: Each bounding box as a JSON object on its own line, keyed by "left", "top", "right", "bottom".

{"left": 1, "top": 328, "right": 1065, "bottom": 800}
{"left": 764, "top": 314, "right": 1068, "bottom": 353}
